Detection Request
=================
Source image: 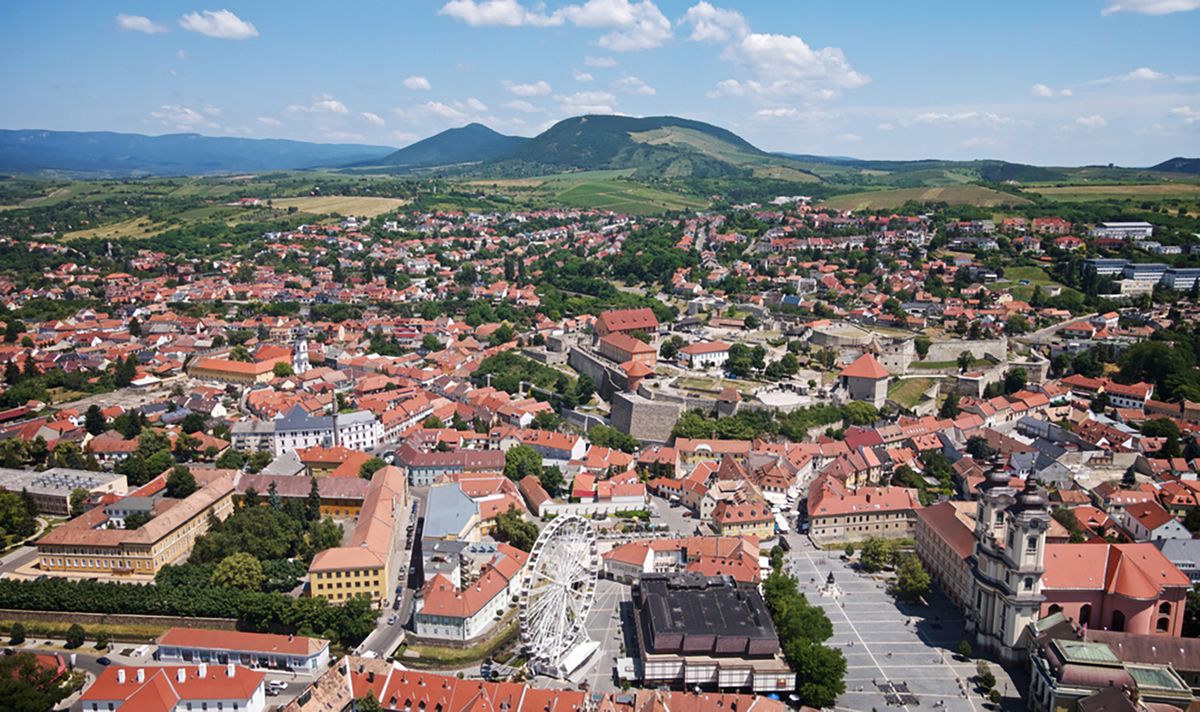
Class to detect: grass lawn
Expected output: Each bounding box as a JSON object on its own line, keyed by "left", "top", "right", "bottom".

{"left": 911, "top": 358, "right": 986, "bottom": 370}
{"left": 1029, "top": 183, "right": 1200, "bottom": 202}
{"left": 1001, "top": 265, "right": 1084, "bottom": 302}
{"left": 0, "top": 619, "right": 170, "bottom": 643}
{"left": 888, "top": 378, "right": 935, "bottom": 407}
{"left": 395, "top": 618, "right": 517, "bottom": 668}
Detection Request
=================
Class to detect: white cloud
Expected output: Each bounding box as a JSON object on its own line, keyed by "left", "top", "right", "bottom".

{"left": 1031, "top": 83, "right": 1073, "bottom": 98}
{"left": 503, "top": 80, "right": 552, "bottom": 96}
{"left": 203, "top": 105, "right": 222, "bottom": 116}
{"left": 1102, "top": 0, "right": 1200, "bottom": 14}
{"left": 116, "top": 14, "right": 166, "bottom": 34}
{"left": 361, "top": 112, "right": 386, "bottom": 126}
{"left": 1126, "top": 66, "right": 1166, "bottom": 81}
{"left": 403, "top": 76, "right": 432, "bottom": 91}
{"left": 441, "top": 0, "right": 671, "bottom": 51}
{"left": 439, "top": 0, "right": 561, "bottom": 27}
{"left": 573, "top": 70, "right": 595, "bottom": 82}
{"left": 556, "top": 90, "right": 617, "bottom": 114}
{"left": 464, "top": 97, "right": 488, "bottom": 112}
{"left": 179, "top": 9, "right": 258, "bottom": 39}
{"left": 584, "top": 55, "right": 617, "bottom": 67}
{"left": 1170, "top": 105, "right": 1200, "bottom": 124}
{"left": 839, "top": 133, "right": 862, "bottom": 142}
{"left": 1076, "top": 114, "right": 1108, "bottom": 128}
{"left": 912, "top": 111, "right": 1025, "bottom": 129}
{"left": 694, "top": 7, "right": 867, "bottom": 103}
{"left": 176, "top": 49, "right": 188, "bottom": 61}
{"left": 421, "top": 101, "right": 467, "bottom": 119}
{"left": 150, "top": 104, "right": 218, "bottom": 131}
{"left": 680, "top": 2, "right": 748, "bottom": 43}
{"left": 961, "top": 137, "right": 998, "bottom": 148}
{"left": 285, "top": 95, "right": 349, "bottom": 115}
{"left": 503, "top": 99, "right": 543, "bottom": 113}
{"left": 877, "top": 122, "right": 895, "bottom": 131}
{"left": 257, "top": 117, "right": 282, "bottom": 127}
{"left": 614, "top": 75, "right": 656, "bottom": 95}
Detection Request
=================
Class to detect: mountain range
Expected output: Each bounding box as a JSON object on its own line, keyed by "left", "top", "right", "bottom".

{"left": 1, "top": 118, "right": 1196, "bottom": 182}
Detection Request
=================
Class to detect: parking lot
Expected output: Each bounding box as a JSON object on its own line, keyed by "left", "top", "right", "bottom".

{"left": 790, "top": 537, "right": 1020, "bottom": 711}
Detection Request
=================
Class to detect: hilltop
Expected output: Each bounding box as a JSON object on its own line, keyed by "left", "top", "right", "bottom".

{"left": 357, "top": 123, "right": 526, "bottom": 171}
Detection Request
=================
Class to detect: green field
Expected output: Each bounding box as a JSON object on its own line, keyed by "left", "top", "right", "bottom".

{"left": 888, "top": 377, "right": 935, "bottom": 407}
{"left": 271, "top": 195, "right": 408, "bottom": 216}
{"left": 467, "top": 170, "right": 708, "bottom": 214}
{"left": 823, "top": 185, "right": 1033, "bottom": 210}
{"left": 1028, "top": 183, "right": 1200, "bottom": 202}
{"left": 1000, "top": 265, "right": 1083, "bottom": 302}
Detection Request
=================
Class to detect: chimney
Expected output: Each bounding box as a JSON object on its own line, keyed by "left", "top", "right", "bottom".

{"left": 177, "top": 668, "right": 186, "bottom": 683}
{"left": 117, "top": 669, "right": 126, "bottom": 684}
{"left": 226, "top": 663, "right": 235, "bottom": 678}
{"left": 198, "top": 662, "right": 207, "bottom": 678}
{"left": 136, "top": 669, "right": 145, "bottom": 683}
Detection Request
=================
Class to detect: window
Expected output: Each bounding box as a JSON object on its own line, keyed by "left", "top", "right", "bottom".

{"left": 1079, "top": 604, "right": 1091, "bottom": 626}
{"left": 1156, "top": 617, "right": 1170, "bottom": 632}
{"left": 1159, "top": 602, "right": 1171, "bottom": 615}
{"left": 1026, "top": 536, "right": 1038, "bottom": 553}
{"left": 1048, "top": 604, "right": 1062, "bottom": 615}
{"left": 1024, "top": 577, "right": 1034, "bottom": 591}
{"left": 1111, "top": 610, "right": 1125, "bottom": 632}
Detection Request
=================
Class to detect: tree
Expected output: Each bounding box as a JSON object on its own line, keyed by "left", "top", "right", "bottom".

{"left": 211, "top": 552, "right": 265, "bottom": 591}
{"left": 246, "top": 450, "right": 273, "bottom": 473}
{"left": 267, "top": 480, "right": 281, "bottom": 510}
{"left": 69, "top": 488, "right": 90, "bottom": 519}
{"left": 166, "top": 466, "right": 198, "bottom": 499}
{"left": 659, "top": 335, "right": 685, "bottom": 361}
{"left": 939, "top": 393, "right": 960, "bottom": 419}
{"left": 842, "top": 401, "right": 878, "bottom": 426}
{"left": 242, "top": 486, "right": 260, "bottom": 508}
{"left": 421, "top": 334, "right": 440, "bottom": 352}
{"left": 1003, "top": 367, "right": 1028, "bottom": 395}
{"left": 966, "top": 436, "right": 995, "bottom": 461}
{"left": 914, "top": 336, "right": 931, "bottom": 359}
{"left": 114, "top": 354, "right": 138, "bottom": 387}
{"left": 215, "top": 449, "right": 244, "bottom": 470}
{"left": 306, "top": 478, "right": 322, "bottom": 522}
{"left": 957, "top": 351, "right": 974, "bottom": 373}
{"left": 124, "top": 511, "right": 152, "bottom": 530}
{"left": 588, "top": 424, "right": 639, "bottom": 454}
{"left": 491, "top": 506, "right": 539, "bottom": 551}
{"left": 1143, "top": 417, "right": 1182, "bottom": 458}
{"left": 229, "top": 345, "right": 253, "bottom": 362}
{"left": 180, "top": 412, "right": 207, "bottom": 435}
{"left": 9, "top": 622, "right": 25, "bottom": 645}
{"left": 359, "top": 457, "right": 386, "bottom": 479}
{"left": 538, "top": 466, "right": 564, "bottom": 496}
{"left": 64, "top": 623, "right": 85, "bottom": 649}
{"left": 532, "top": 411, "right": 562, "bottom": 431}
{"left": 273, "top": 362, "right": 294, "bottom": 378}
{"left": 788, "top": 638, "right": 847, "bottom": 709}
{"left": 356, "top": 692, "right": 384, "bottom": 712}
{"left": 894, "top": 555, "right": 931, "bottom": 601}
{"left": 977, "top": 660, "right": 996, "bottom": 691}
{"left": 859, "top": 537, "right": 890, "bottom": 573}
{"left": 84, "top": 405, "right": 106, "bottom": 436}
{"left": 957, "top": 639, "right": 973, "bottom": 659}
{"left": 503, "top": 444, "right": 542, "bottom": 481}
{"left": 422, "top": 415, "right": 445, "bottom": 429}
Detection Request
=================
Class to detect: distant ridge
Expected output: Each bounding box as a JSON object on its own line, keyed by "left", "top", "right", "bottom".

{"left": 0, "top": 129, "right": 394, "bottom": 177}
{"left": 1150, "top": 157, "right": 1200, "bottom": 174}
{"left": 358, "top": 123, "right": 527, "bottom": 170}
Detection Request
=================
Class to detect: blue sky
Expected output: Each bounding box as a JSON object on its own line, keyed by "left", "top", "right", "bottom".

{"left": 1, "top": 1, "right": 1198, "bottom": 165}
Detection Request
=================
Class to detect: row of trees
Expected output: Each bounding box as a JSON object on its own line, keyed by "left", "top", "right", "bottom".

{"left": 762, "top": 556, "right": 846, "bottom": 708}
{"left": 671, "top": 403, "right": 872, "bottom": 442}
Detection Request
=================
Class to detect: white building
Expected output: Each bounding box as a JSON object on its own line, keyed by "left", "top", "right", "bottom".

{"left": 412, "top": 544, "right": 528, "bottom": 641}
{"left": 80, "top": 664, "right": 267, "bottom": 712}
{"left": 678, "top": 340, "right": 732, "bottom": 370}
{"left": 1090, "top": 222, "right": 1154, "bottom": 240}
{"left": 334, "top": 410, "right": 383, "bottom": 452}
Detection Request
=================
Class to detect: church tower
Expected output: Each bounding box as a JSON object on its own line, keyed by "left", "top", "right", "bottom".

{"left": 293, "top": 328, "right": 311, "bottom": 375}
{"left": 967, "top": 473, "right": 1050, "bottom": 664}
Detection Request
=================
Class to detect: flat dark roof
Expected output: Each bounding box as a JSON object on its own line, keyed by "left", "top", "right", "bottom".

{"left": 634, "top": 572, "right": 780, "bottom": 657}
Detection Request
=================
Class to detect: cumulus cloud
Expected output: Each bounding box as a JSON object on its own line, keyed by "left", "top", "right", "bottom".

{"left": 689, "top": 5, "right": 867, "bottom": 103}
{"left": 285, "top": 95, "right": 349, "bottom": 115}
{"left": 614, "top": 75, "right": 655, "bottom": 95}
{"left": 179, "top": 9, "right": 258, "bottom": 39}
{"left": 395, "top": 98, "right": 492, "bottom": 123}
{"left": 1102, "top": 0, "right": 1200, "bottom": 14}
{"left": 573, "top": 70, "right": 595, "bottom": 82}
{"left": 464, "top": 97, "right": 488, "bottom": 112}
{"left": 679, "top": 1, "right": 747, "bottom": 43}
{"left": 1085, "top": 66, "right": 1175, "bottom": 85}
{"left": 403, "top": 76, "right": 432, "bottom": 91}
{"left": 116, "top": 14, "right": 167, "bottom": 34}
{"left": 877, "top": 122, "right": 895, "bottom": 131}
{"left": 1075, "top": 114, "right": 1108, "bottom": 128}
{"left": 556, "top": 90, "right": 617, "bottom": 114}
{"left": 1031, "top": 83, "right": 1073, "bottom": 98}
{"left": 584, "top": 55, "right": 617, "bottom": 67}
{"left": 839, "top": 133, "right": 862, "bottom": 142}
{"left": 503, "top": 80, "right": 552, "bottom": 96}
{"left": 150, "top": 104, "right": 218, "bottom": 131}
{"left": 440, "top": 0, "right": 671, "bottom": 51}
{"left": 257, "top": 117, "right": 283, "bottom": 127}
{"left": 503, "top": 99, "right": 543, "bottom": 113}
{"left": 360, "top": 112, "right": 386, "bottom": 126}
{"left": 1170, "top": 105, "right": 1200, "bottom": 124}
{"left": 439, "top": 0, "right": 560, "bottom": 27}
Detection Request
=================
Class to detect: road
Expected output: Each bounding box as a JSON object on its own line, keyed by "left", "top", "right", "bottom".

{"left": 1017, "top": 311, "right": 1096, "bottom": 345}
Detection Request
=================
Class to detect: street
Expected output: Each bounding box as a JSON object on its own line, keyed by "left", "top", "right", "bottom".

{"left": 358, "top": 490, "right": 426, "bottom": 658}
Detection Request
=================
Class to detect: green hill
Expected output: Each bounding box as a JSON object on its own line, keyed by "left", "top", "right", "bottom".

{"left": 356, "top": 123, "right": 526, "bottom": 171}
{"left": 1150, "top": 157, "right": 1200, "bottom": 174}
{"left": 486, "top": 115, "right": 819, "bottom": 180}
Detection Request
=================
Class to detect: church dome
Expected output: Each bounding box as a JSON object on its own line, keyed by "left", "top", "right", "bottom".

{"left": 1009, "top": 476, "right": 1047, "bottom": 514}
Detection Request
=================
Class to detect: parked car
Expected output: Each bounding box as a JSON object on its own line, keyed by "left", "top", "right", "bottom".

{"left": 387, "top": 614, "right": 398, "bottom": 625}
{"left": 96, "top": 657, "right": 112, "bottom": 666}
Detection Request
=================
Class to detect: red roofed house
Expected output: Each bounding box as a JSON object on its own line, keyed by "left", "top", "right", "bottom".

{"left": 1119, "top": 500, "right": 1191, "bottom": 542}
{"left": 595, "top": 307, "right": 659, "bottom": 339}
{"left": 412, "top": 543, "right": 528, "bottom": 641}
{"left": 80, "top": 664, "right": 266, "bottom": 712}
{"left": 839, "top": 353, "right": 890, "bottom": 409}
{"left": 678, "top": 340, "right": 732, "bottom": 370}
{"left": 156, "top": 628, "right": 330, "bottom": 672}
{"left": 807, "top": 473, "right": 921, "bottom": 545}
{"left": 597, "top": 333, "right": 657, "bottom": 367}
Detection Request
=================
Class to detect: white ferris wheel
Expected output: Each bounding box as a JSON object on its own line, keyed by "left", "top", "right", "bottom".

{"left": 518, "top": 514, "right": 600, "bottom": 679}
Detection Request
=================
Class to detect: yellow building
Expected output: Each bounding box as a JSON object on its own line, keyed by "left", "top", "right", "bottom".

{"left": 712, "top": 499, "right": 775, "bottom": 540}
{"left": 36, "top": 474, "right": 236, "bottom": 577}
{"left": 187, "top": 351, "right": 291, "bottom": 385}
{"left": 235, "top": 474, "right": 367, "bottom": 519}
{"left": 308, "top": 466, "right": 407, "bottom": 605}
